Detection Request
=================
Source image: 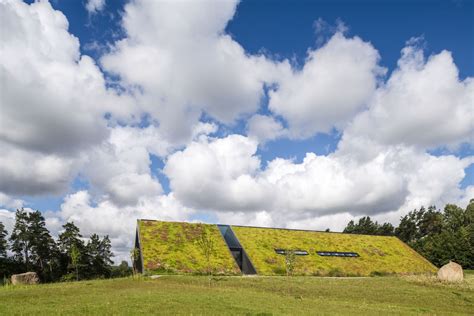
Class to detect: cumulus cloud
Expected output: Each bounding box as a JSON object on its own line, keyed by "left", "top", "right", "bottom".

{"left": 247, "top": 114, "right": 287, "bottom": 143}
{"left": 165, "top": 135, "right": 270, "bottom": 212}
{"left": 164, "top": 134, "right": 473, "bottom": 226}
{"left": 1, "top": 0, "right": 472, "bottom": 260}
{"left": 269, "top": 32, "right": 385, "bottom": 138}
{"left": 345, "top": 39, "right": 474, "bottom": 149}
{"left": 101, "top": 0, "right": 290, "bottom": 143}
{"left": 0, "top": 0, "right": 128, "bottom": 155}
{"left": 0, "top": 141, "right": 78, "bottom": 196}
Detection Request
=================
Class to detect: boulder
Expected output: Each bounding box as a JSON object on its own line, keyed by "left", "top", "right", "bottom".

{"left": 11, "top": 272, "right": 40, "bottom": 285}
{"left": 437, "top": 261, "right": 463, "bottom": 283}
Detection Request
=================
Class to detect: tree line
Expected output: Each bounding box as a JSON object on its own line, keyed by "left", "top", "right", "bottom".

{"left": 343, "top": 200, "right": 474, "bottom": 269}
{"left": 0, "top": 209, "right": 131, "bottom": 283}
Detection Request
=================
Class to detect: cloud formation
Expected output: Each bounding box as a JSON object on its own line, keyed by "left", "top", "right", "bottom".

{"left": 101, "top": 0, "right": 290, "bottom": 143}
{"left": 269, "top": 32, "right": 385, "bottom": 138}
{"left": 0, "top": 0, "right": 472, "bottom": 261}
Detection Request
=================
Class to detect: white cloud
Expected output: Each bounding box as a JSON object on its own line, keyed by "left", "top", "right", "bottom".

{"left": 85, "top": 0, "right": 105, "bottom": 14}
{"left": 0, "top": 141, "right": 78, "bottom": 195}
{"left": 165, "top": 135, "right": 270, "bottom": 212}
{"left": 247, "top": 114, "right": 287, "bottom": 143}
{"left": 1, "top": 0, "right": 472, "bottom": 259}
{"left": 101, "top": 0, "right": 290, "bottom": 143}
{"left": 0, "top": 0, "right": 128, "bottom": 155}
{"left": 164, "top": 134, "right": 473, "bottom": 227}
{"left": 0, "top": 192, "right": 24, "bottom": 209}
{"left": 269, "top": 32, "right": 385, "bottom": 138}
{"left": 345, "top": 40, "right": 474, "bottom": 149}
{"left": 0, "top": 209, "right": 16, "bottom": 235}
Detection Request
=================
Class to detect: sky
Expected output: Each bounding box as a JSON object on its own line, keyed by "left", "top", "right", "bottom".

{"left": 0, "top": 0, "right": 473, "bottom": 261}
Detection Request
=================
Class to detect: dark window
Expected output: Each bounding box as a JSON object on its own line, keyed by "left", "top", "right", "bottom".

{"left": 274, "top": 249, "right": 309, "bottom": 256}
{"left": 317, "top": 251, "right": 359, "bottom": 257}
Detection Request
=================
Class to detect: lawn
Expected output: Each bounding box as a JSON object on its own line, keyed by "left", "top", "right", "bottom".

{"left": 1, "top": 274, "right": 473, "bottom": 315}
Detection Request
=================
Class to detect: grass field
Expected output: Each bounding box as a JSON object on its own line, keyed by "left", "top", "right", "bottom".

{"left": 1, "top": 273, "right": 473, "bottom": 315}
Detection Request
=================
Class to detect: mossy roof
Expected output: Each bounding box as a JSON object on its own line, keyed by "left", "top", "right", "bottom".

{"left": 231, "top": 226, "right": 437, "bottom": 276}
{"left": 137, "top": 220, "right": 240, "bottom": 275}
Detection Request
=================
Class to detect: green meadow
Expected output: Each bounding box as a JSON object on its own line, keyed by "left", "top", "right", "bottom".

{"left": 1, "top": 273, "right": 473, "bottom": 315}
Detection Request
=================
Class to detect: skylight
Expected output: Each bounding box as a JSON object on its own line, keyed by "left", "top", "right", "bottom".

{"left": 274, "top": 249, "right": 309, "bottom": 256}
{"left": 317, "top": 251, "right": 359, "bottom": 257}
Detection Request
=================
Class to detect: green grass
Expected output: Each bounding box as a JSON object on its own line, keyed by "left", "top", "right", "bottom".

{"left": 138, "top": 220, "right": 240, "bottom": 275}
{"left": 232, "top": 226, "right": 437, "bottom": 276}
{"left": 0, "top": 275, "right": 472, "bottom": 315}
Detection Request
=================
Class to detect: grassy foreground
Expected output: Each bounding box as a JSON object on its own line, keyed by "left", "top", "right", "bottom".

{"left": 1, "top": 273, "right": 473, "bottom": 315}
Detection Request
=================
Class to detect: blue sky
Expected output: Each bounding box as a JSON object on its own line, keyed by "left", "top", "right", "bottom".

{"left": 1, "top": 0, "right": 472, "bottom": 258}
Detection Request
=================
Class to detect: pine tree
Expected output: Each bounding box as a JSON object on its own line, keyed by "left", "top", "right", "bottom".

{"left": 27, "top": 211, "right": 58, "bottom": 281}
{"left": 0, "top": 222, "right": 7, "bottom": 258}
{"left": 58, "top": 222, "right": 86, "bottom": 279}
{"left": 9, "top": 208, "right": 31, "bottom": 270}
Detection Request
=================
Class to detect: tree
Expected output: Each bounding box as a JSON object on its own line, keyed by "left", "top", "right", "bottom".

{"left": 343, "top": 217, "right": 392, "bottom": 235}
{"left": 9, "top": 209, "right": 31, "bottom": 269}
{"left": 111, "top": 261, "right": 132, "bottom": 278}
{"left": 86, "top": 234, "right": 114, "bottom": 278}
{"left": 58, "top": 222, "right": 86, "bottom": 279}
{"left": 395, "top": 209, "right": 420, "bottom": 243}
{"left": 27, "top": 211, "right": 59, "bottom": 281}
{"left": 377, "top": 222, "right": 395, "bottom": 236}
{"left": 0, "top": 222, "right": 7, "bottom": 258}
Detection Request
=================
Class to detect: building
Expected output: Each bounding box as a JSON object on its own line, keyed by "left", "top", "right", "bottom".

{"left": 134, "top": 219, "right": 437, "bottom": 276}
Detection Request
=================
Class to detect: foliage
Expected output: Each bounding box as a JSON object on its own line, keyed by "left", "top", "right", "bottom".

{"left": 232, "top": 226, "right": 436, "bottom": 276}
{"left": 138, "top": 220, "right": 240, "bottom": 275}
{"left": 9, "top": 209, "right": 59, "bottom": 281}
{"left": 0, "top": 275, "right": 472, "bottom": 315}
{"left": 0, "top": 222, "right": 7, "bottom": 258}
{"left": 110, "top": 261, "right": 133, "bottom": 278}
{"left": 9, "top": 209, "right": 31, "bottom": 269}
{"left": 2, "top": 210, "right": 115, "bottom": 283}
{"left": 343, "top": 216, "right": 394, "bottom": 236}
{"left": 86, "top": 234, "right": 114, "bottom": 278}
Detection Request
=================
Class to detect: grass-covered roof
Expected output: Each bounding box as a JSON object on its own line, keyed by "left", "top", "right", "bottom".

{"left": 231, "top": 226, "right": 437, "bottom": 276}
{"left": 138, "top": 220, "right": 240, "bottom": 275}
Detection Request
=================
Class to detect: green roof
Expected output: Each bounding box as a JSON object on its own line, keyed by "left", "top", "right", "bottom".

{"left": 136, "top": 220, "right": 436, "bottom": 276}
{"left": 137, "top": 220, "right": 240, "bottom": 275}
{"left": 231, "top": 225, "right": 437, "bottom": 276}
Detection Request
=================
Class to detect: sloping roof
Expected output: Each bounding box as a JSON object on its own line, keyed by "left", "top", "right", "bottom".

{"left": 137, "top": 220, "right": 240, "bottom": 275}
{"left": 231, "top": 225, "right": 437, "bottom": 276}
{"left": 136, "top": 219, "right": 437, "bottom": 276}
